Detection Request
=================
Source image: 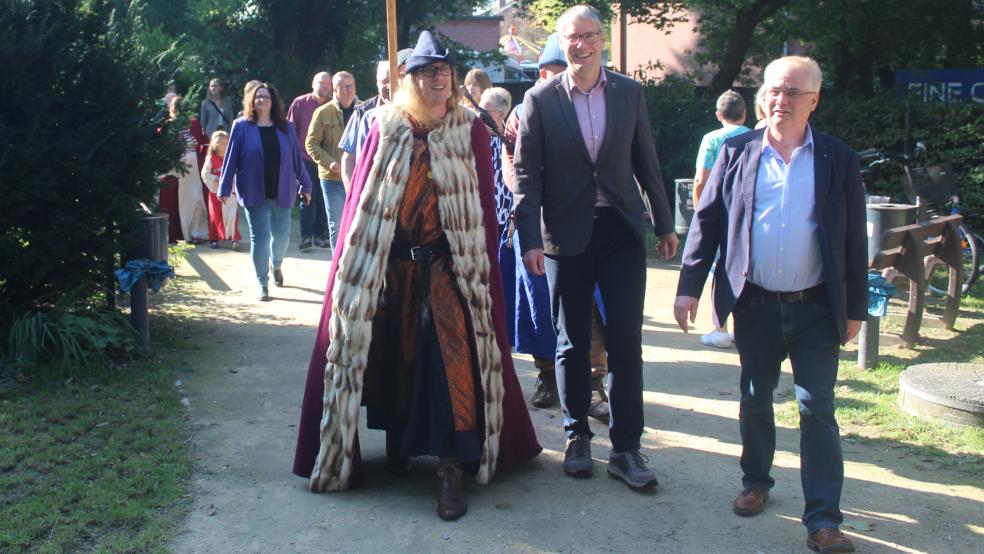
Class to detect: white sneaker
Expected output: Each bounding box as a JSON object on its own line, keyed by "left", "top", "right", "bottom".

{"left": 699, "top": 330, "right": 733, "bottom": 349}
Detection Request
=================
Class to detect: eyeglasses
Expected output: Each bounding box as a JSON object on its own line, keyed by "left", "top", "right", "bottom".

{"left": 766, "top": 87, "right": 817, "bottom": 99}
{"left": 418, "top": 65, "right": 452, "bottom": 78}
{"left": 564, "top": 31, "right": 602, "bottom": 45}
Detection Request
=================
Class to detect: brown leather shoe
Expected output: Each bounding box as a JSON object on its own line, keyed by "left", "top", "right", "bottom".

{"left": 732, "top": 488, "right": 769, "bottom": 516}
{"left": 436, "top": 459, "right": 467, "bottom": 521}
{"left": 807, "top": 528, "right": 855, "bottom": 553}
{"left": 531, "top": 373, "right": 558, "bottom": 408}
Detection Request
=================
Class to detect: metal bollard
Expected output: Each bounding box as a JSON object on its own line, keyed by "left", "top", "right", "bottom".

{"left": 125, "top": 213, "right": 169, "bottom": 351}
{"left": 857, "top": 315, "right": 880, "bottom": 370}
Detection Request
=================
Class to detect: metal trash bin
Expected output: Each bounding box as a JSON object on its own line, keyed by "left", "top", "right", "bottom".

{"left": 126, "top": 213, "right": 169, "bottom": 263}
{"left": 866, "top": 203, "right": 916, "bottom": 265}
{"left": 674, "top": 178, "right": 695, "bottom": 235}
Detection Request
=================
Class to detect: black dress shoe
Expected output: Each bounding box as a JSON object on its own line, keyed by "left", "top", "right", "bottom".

{"left": 563, "top": 434, "right": 593, "bottom": 478}
{"left": 273, "top": 267, "right": 284, "bottom": 287}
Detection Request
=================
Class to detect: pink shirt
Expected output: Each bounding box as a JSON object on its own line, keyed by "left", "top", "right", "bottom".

{"left": 286, "top": 93, "right": 328, "bottom": 163}
{"left": 563, "top": 70, "right": 610, "bottom": 206}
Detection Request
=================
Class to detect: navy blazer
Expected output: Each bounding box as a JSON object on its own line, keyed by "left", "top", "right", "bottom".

{"left": 676, "top": 127, "right": 868, "bottom": 343}
{"left": 218, "top": 117, "right": 312, "bottom": 208}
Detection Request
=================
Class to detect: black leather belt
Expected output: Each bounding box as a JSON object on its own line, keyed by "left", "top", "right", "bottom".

{"left": 391, "top": 239, "right": 451, "bottom": 345}
{"left": 743, "top": 282, "right": 826, "bottom": 304}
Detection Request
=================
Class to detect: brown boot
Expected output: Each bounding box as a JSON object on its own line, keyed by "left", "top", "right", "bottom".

{"left": 588, "top": 375, "right": 610, "bottom": 423}
{"left": 436, "top": 458, "right": 467, "bottom": 521}
{"left": 531, "top": 371, "right": 558, "bottom": 408}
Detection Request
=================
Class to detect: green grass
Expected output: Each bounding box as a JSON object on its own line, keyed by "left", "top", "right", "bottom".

{"left": 775, "top": 286, "right": 984, "bottom": 475}
{"left": 0, "top": 358, "right": 189, "bottom": 552}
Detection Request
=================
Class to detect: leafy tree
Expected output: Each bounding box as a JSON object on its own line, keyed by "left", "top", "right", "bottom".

{"left": 783, "top": 0, "right": 984, "bottom": 93}
{"left": 0, "top": 0, "right": 183, "bottom": 318}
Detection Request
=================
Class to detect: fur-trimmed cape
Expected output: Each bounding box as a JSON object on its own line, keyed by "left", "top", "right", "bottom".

{"left": 292, "top": 105, "right": 541, "bottom": 490}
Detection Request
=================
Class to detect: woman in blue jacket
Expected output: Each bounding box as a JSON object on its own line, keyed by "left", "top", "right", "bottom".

{"left": 219, "top": 82, "right": 312, "bottom": 301}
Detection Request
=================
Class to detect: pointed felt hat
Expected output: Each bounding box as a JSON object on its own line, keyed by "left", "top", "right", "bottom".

{"left": 405, "top": 30, "right": 453, "bottom": 74}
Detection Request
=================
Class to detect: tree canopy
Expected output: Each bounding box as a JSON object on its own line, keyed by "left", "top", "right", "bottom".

{"left": 524, "top": 0, "right": 984, "bottom": 94}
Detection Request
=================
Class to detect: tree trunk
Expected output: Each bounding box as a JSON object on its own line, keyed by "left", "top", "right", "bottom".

{"left": 709, "top": 0, "right": 791, "bottom": 95}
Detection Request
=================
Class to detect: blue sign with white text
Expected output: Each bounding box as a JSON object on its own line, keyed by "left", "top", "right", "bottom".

{"left": 896, "top": 69, "right": 984, "bottom": 103}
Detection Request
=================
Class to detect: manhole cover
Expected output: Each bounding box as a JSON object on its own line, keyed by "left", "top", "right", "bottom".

{"left": 898, "top": 363, "right": 984, "bottom": 428}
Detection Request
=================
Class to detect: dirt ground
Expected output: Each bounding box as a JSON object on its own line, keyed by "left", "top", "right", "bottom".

{"left": 164, "top": 220, "right": 983, "bottom": 553}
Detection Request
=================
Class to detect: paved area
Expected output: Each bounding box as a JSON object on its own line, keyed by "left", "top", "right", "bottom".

{"left": 165, "top": 217, "right": 984, "bottom": 553}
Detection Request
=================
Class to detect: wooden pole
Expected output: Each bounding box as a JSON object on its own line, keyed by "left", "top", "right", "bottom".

{"left": 386, "top": 0, "right": 399, "bottom": 91}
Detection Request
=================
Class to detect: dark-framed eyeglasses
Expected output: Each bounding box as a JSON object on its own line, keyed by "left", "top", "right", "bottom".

{"left": 419, "top": 65, "right": 452, "bottom": 78}
{"left": 564, "top": 31, "right": 602, "bottom": 45}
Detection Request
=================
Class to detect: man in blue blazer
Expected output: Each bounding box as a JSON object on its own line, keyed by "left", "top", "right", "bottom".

{"left": 674, "top": 56, "right": 866, "bottom": 554}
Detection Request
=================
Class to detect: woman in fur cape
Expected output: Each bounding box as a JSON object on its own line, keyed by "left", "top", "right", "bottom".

{"left": 292, "top": 31, "right": 541, "bottom": 521}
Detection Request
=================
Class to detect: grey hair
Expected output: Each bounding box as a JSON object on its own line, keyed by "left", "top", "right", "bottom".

{"left": 764, "top": 56, "right": 823, "bottom": 92}
{"left": 556, "top": 5, "right": 604, "bottom": 36}
{"left": 480, "top": 87, "right": 512, "bottom": 113}
{"left": 376, "top": 61, "right": 390, "bottom": 80}
{"left": 332, "top": 71, "right": 354, "bottom": 86}
{"left": 716, "top": 90, "right": 746, "bottom": 123}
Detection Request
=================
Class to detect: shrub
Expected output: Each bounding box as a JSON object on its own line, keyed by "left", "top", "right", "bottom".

{"left": 7, "top": 292, "right": 139, "bottom": 375}
{"left": 812, "top": 94, "right": 984, "bottom": 230}
{"left": 0, "top": 1, "right": 183, "bottom": 323}
{"left": 643, "top": 75, "right": 718, "bottom": 197}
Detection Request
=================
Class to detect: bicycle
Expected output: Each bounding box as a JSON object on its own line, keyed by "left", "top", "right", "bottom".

{"left": 858, "top": 143, "right": 980, "bottom": 295}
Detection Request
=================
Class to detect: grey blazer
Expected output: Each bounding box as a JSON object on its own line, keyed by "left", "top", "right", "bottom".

{"left": 513, "top": 70, "right": 674, "bottom": 256}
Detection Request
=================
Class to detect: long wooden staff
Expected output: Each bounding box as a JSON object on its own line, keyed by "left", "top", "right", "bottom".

{"left": 386, "top": 0, "right": 399, "bottom": 89}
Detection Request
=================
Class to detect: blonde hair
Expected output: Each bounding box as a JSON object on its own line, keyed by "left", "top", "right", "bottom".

{"left": 464, "top": 68, "right": 492, "bottom": 94}
{"left": 208, "top": 130, "right": 229, "bottom": 156}
{"left": 241, "top": 80, "right": 262, "bottom": 113}
{"left": 754, "top": 84, "right": 769, "bottom": 121}
{"left": 393, "top": 67, "right": 463, "bottom": 128}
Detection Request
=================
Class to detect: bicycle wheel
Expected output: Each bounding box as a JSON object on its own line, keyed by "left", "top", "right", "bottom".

{"left": 927, "top": 224, "right": 979, "bottom": 296}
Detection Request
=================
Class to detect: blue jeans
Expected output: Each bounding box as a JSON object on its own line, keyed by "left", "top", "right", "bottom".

{"left": 543, "top": 209, "right": 646, "bottom": 452}
{"left": 243, "top": 199, "right": 292, "bottom": 286}
{"left": 320, "top": 179, "right": 346, "bottom": 251}
{"left": 732, "top": 288, "right": 844, "bottom": 533}
{"left": 299, "top": 160, "right": 326, "bottom": 239}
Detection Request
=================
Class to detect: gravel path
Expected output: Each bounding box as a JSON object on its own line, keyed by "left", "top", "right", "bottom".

{"left": 166, "top": 219, "right": 984, "bottom": 553}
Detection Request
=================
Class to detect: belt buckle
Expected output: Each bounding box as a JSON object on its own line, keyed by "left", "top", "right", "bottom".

{"left": 410, "top": 245, "right": 432, "bottom": 262}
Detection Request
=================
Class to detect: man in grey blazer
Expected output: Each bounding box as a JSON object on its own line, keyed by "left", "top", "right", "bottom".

{"left": 514, "top": 4, "right": 678, "bottom": 489}
{"left": 674, "top": 56, "right": 866, "bottom": 553}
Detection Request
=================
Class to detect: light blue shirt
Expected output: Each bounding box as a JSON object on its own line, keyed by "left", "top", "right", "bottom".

{"left": 749, "top": 126, "right": 823, "bottom": 292}
{"left": 696, "top": 123, "right": 750, "bottom": 170}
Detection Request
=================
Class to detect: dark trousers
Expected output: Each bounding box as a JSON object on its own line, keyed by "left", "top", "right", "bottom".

{"left": 732, "top": 287, "right": 844, "bottom": 533}
{"left": 299, "top": 160, "right": 326, "bottom": 239}
{"left": 544, "top": 209, "right": 645, "bottom": 452}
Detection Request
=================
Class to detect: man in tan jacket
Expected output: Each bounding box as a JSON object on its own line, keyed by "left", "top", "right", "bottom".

{"left": 306, "top": 71, "right": 358, "bottom": 254}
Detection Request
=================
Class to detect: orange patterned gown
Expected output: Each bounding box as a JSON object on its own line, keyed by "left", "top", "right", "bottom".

{"left": 361, "top": 129, "right": 483, "bottom": 462}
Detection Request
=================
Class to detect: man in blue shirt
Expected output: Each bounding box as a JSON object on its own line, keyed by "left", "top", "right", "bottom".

{"left": 338, "top": 49, "right": 413, "bottom": 187}
{"left": 692, "top": 90, "right": 750, "bottom": 348}
{"left": 675, "top": 56, "right": 866, "bottom": 554}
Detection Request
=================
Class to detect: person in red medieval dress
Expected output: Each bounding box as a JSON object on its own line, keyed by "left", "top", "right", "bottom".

{"left": 292, "top": 31, "right": 541, "bottom": 521}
